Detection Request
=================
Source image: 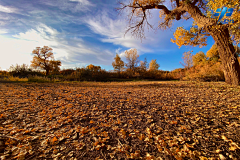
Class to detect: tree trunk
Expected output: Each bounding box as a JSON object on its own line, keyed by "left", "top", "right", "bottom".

{"left": 207, "top": 26, "right": 240, "bottom": 85}
{"left": 184, "top": 3, "right": 240, "bottom": 85}
{"left": 46, "top": 69, "right": 50, "bottom": 76}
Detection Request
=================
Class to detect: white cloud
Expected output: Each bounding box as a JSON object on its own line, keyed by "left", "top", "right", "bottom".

{"left": 12, "top": 24, "right": 59, "bottom": 46}
{"left": 85, "top": 10, "right": 178, "bottom": 55}
{"left": 0, "top": 4, "right": 18, "bottom": 13}
{"left": 0, "top": 24, "right": 63, "bottom": 70}
{"left": 0, "top": 29, "right": 7, "bottom": 34}
{"left": 0, "top": 23, "right": 115, "bottom": 70}
{"left": 86, "top": 12, "right": 154, "bottom": 53}
{"left": 69, "top": 0, "right": 93, "bottom": 6}
{"left": 41, "top": 0, "right": 94, "bottom": 13}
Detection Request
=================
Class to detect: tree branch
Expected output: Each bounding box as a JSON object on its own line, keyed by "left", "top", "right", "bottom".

{"left": 118, "top": 2, "right": 186, "bottom": 38}
{"left": 176, "top": 0, "right": 180, "bottom": 7}
{"left": 192, "top": 0, "right": 199, "bottom": 6}
{"left": 118, "top": 0, "right": 214, "bottom": 39}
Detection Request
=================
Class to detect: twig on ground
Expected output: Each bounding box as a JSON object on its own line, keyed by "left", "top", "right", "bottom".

{"left": 117, "top": 138, "right": 123, "bottom": 147}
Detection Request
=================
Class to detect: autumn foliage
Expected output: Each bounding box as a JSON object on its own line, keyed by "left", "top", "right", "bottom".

{"left": 119, "top": 0, "right": 240, "bottom": 85}
{"left": 1, "top": 82, "right": 240, "bottom": 159}
{"left": 31, "top": 46, "right": 61, "bottom": 76}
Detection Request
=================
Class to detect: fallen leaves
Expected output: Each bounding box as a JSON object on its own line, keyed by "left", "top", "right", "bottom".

{"left": 0, "top": 81, "right": 240, "bottom": 159}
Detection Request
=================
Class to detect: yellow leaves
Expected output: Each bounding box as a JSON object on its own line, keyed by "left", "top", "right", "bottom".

{"left": 199, "top": 156, "right": 208, "bottom": 160}
{"left": 109, "top": 152, "right": 115, "bottom": 158}
{"left": 193, "top": 51, "right": 207, "bottom": 66}
{"left": 145, "top": 152, "right": 155, "bottom": 160}
{"left": 171, "top": 27, "right": 208, "bottom": 48}
{"left": 171, "top": 27, "right": 195, "bottom": 48}
{"left": 80, "top": 127, "right": 89, "bottom": 134}
{"left": 229, "top": 145, "right": 238, "bottom": 151}
{"left": 207, "top": 0, "right": 239, "bottom": 12}
{"left": 67, "top": 119, "right": 72, "bottom": 123}
{"left": 5, "top": 138, "right": 18, "bottom": 145}
{"left": 128, "top": 120, "right": 133, "bottom": 125}
{"left": 139, "top": 133, "right": 145, "bottom": 141}
{"left": 156, "top": 144, "right": 163, "bottom": 152}
{"left": 0, "top": 113, "right": 4, "bottom": 119}
{"left": 112, "top": 53, "right": 125, "bottom": 72}
{"left": 133, "top": 0, "right": 163, "bottom": 6}
{"left": 149, "top": 59, "right": 160, "bottom": 71}
{"left": 219, "top": 154, "right": 226, "bottom": 160}
{"left": 126, "top": 150, "right": 141, "bottom": 159}
{"left": 2, "top": 82, "right": 240, "bottom": 160}
{"left": 51, "top": 137, "right": 58, "bottom": 145}
{"left": 112, "top": 126, "right": 119, "bottom": 132}
{"left": 169, "top": 120, "right": 178, "bottom": 125}
{"left": 119, "top": 129, "right": 127, "bottom": 139}
{"left": 146, "top": 127, "right": 152, "bottom": 135}
{"left": 75, "top": 141, "right": 85, "bottom": 150}
{"left": 206, "top": 43, "right": 219, "bottom": 59}
{"left": 221, "top": 135, "right": 228, "bottom": 141}
{"left": 124, "top": 48, "right": 140, "bottom": 72}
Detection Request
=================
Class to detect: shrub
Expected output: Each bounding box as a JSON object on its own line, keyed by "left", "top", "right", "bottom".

{"left": 183, "top": 61, "right": 224, "bottom": 82}
{"left": 28, "top": 75, "right": 51, "bottom": 83}
{"left": 0, "top": 75, "right": 28, "bottom": 82}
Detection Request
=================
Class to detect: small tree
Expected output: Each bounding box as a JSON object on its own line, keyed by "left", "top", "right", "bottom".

{"left": 149, "top": 59, "right": 160, "bottom": 71}
{"left": 206, "top": 44, "right": 220, "bottom": 61}
{"left": 31, "top": 46, "right": 61, "bottom": 76}
{"left": 86, "top": 64, "right": 101, "bottom": 72}
{"left": 193, "top": 51, "right": 207, "bottom": 66}
{"left": 138, "top": 58, "right": 148, "bottom": 71}
{"left": 180, "top": 51, "right": 193, "bottom": 69}
{"left": 124, "top": 48, "right": 140, "bottom": 75}
{"left": 112, "top": 53, "right": 125, "bottom": 75}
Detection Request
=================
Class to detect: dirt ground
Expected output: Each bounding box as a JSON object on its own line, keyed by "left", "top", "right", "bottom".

{"left": 0, "top": 81, "right": 240, "bottom": 160}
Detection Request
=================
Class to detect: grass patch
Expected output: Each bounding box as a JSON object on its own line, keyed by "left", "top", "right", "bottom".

{"left": 0, "top": 76, "right": 28, "bottom": 82}
{"left": 28, "top": 75, "right": 61, "bottom": 83}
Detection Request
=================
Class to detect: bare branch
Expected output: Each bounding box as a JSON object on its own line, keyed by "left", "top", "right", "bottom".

{"left": 176, "top": 0, "right": 180, "bottom": 7}
{"left": 118, "top": 2, "right": 179, "bottom": 38}
{"left": 192, "top": 0, "right": 199, "bottom": 6}
{"left": 117, "top": 0, "right": 211, "bottom": 39}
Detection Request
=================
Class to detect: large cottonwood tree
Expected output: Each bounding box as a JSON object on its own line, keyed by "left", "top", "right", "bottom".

{"left": 31, "top": 46, "right": 61, "bottom": 76}
{"left": 119, "top": 0, "right": 240, "bottom": 85}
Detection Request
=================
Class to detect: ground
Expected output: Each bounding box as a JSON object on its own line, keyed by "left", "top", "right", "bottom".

{"left": 0, "top": 81, "right": 240, "bottom": 160}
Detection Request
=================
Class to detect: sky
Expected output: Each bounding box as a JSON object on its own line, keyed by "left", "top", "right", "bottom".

{"left": 0, "top": 0, "right": 217, "bottom": 71}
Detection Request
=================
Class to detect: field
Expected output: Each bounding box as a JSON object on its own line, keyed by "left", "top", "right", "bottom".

{"left": 0, "top": 81, "right": 240, "bottom": 160}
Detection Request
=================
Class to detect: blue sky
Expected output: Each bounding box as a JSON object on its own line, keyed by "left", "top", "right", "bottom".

{"left": 0, "top": 0, "right": 216, "bottom": 71}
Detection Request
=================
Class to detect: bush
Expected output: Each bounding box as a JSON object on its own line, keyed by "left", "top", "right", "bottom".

{"left": 182, "top": 61, "right": 224, "bottom": 82}
{"left": 8, "top": 64, "right": 44, "bottom": 78}
{"left": 0, "top": 75, "right": 28, "bottom": 82}
{"left": 28, "top": 75, "right": 52, "bottom": 83}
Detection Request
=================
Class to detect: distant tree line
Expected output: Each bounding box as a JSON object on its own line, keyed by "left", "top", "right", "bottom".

{"left": 1, "top": 45, "right": 239, "bottom": 82}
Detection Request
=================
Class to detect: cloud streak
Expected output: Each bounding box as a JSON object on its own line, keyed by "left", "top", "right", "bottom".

{"left": 85, "top": 9, "right": 180, "bottom": 55}
{"left": 0, "top": 22, "right": 115, "bottom": 70}
{"left": 0, "top": 0, "right": 198, "bottom": 71}
{"left": 0, "top": 4, "right": 18, "bottom": 13}
{"left": 40, "top": 0, "right": 95, "bottom": 13}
